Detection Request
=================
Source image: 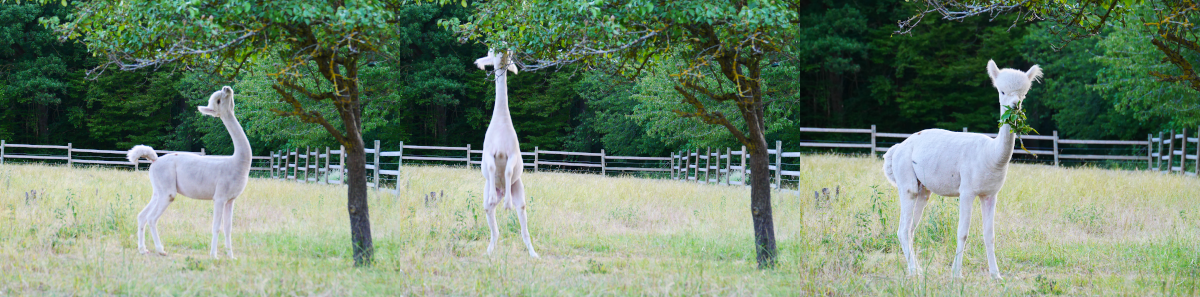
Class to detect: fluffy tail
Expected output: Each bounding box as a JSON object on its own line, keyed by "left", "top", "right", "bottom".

{"left": 882, "top": 143, "right": 899, "bottom": 187}
{"left": 127, "top": 145, "right": 158, "bottom": 164}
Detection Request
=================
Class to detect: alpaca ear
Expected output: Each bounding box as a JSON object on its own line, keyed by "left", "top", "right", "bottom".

{"left": 198, "top": 106, "right": 219, "bottom": 117}
{"left": 505, "top": 52, "right": 519, "bottom": 75}
{"left": 474, "top": 49, "right": 496, "bottom": 70}
{"left": 986, "top": 60, "right": 1000, "bottom": 81}
{"left": 1026, "top": 65, "right": 1043, "bottom": 83}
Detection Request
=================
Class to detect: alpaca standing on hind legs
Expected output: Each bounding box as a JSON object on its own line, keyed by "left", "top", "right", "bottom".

{"left": 883, "top": 60, "right": 1042, "bottom": 279}
{"left": 476, "top": 49, "right": 538, "bottom": 258}
{"left": 127, "top": 86, "right": 251, "bottom": 259}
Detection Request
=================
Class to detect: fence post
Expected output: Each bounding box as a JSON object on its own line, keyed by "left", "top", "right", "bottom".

{"left": 741, "top": 145, "right": 747, "bottom": 188}
{"left": 397, "top": 141, "right": 404, "bottom": 169}
{"left": 870, "top": 125, "right": 877, "bottom": 159}
{"left": 201, "top": 148, "right": 206, "bottom": 155}
{"left": 67, "top": 143, "right": 73, "bottom": 167}
{"left": 1157, "top": 132, "right": 1164, "bottom": 171}
{"left": 601, "top": 149, "right": 607, "bottom": 176}
{"left": 714, "top": 148, "right": 721, "bottom": 184}
{"left": 703, "top": 147, "right": 710, "bottom": 184}
{"left": 1195, "top": 126, "right": 1199, "bottom": 175}
{"left": 1, "top": 139, "right": 4, "bottom": 164}
{"left": 1183, "top": 128, "right": 1189, "bottom": 175}
{"left": 667, "top": 152, "right": 676, "bottom": 179}
{"left": 775, "top": 140, "right": 782, "bottom": 189}
{"left": 324, "top": 147, "right": 331, "bottom": 183}
{"left": 466, "top": 144, "right": 472, "bottom": 169}
{"left": 1052, "top": 130, "right": 1060, "bottom": 167}
{"left": 963, "top": 127, "right": 968, "bottom": 132}
{"left": 293, "top": 148, "right": 299, "bottom": 181}
{"left": 533, "top": 146, "right": 539, "bottom": 173}
{"left": 725, "top": 147, "right": 732, "bottom": 185}
{"left": 1169, "top": 129, "right": 1176, "bottom": 174}
{"left": 374, "top": 140, "right": 381, "bottom": 188}
{"left": 1148, "top": 134, "right": 1153, "bottom": 170}
{"left": 305, "top": 146, "right": 312, "bottom": 183}
{"left": 694, "top": 148, "right": 700, "bottom": 183}
{"left": 339, "top": 145, "right": 346, "bottom": 184}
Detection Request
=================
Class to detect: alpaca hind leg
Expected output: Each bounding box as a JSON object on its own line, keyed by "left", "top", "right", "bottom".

{"left": 906, "top": 189, "right": 931, "bottom": 273}
{"left": 222, "top": 199, "right": 237, "bottom": 259}
{"left": 145, "top": 194, "right": 174, "bottom": 255}
{"left": 951, "top": 193, "right": 976, "bottom": 278}
{"left": 511, "top": 180, "right": 538, "bottom": 258}
{"left": 896, "top": 189, "right": 917, "bottom": 276}
{"left": 981, "top": 194, "right": 1001, "bottom": 280}
{"left": 484, "top": 177, "right": 501, "bottom": 255}
{"left": 210, "top": 199, "right": 226, "bottom": 259}
{"left": 136, "top": 198, "right": 158, "bottom": 254}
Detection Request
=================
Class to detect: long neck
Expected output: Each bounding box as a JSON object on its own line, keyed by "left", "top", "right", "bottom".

{"left": 221, "top": 113, "right": 252, "bottom": 161}
{"left": 491, "top": 71, "right": 511, "bottom": 124}
{"left": 991, "top": 118, "right": 1016, "bottom": 167}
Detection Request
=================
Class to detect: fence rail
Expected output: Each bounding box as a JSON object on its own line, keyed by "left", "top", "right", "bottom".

{"left": 2, "top": 124, "right": 1188, "bottom": 193}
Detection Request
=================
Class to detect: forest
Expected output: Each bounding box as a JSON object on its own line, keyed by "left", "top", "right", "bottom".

{"left": 2, "top": 0, "right": 1196, "bottom": 157}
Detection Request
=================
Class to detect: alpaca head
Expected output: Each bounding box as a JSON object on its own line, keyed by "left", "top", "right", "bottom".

{"left": 986, "top": 60, "right": 1042, "bottom": 110}
{"left": 198, "top": 86, "right": 235, "bottom": 118}
{"left": 474, "top": 49, "right": 519, "bottom": 76}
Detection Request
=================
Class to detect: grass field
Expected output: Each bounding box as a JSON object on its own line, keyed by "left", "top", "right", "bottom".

{"left": 1, "top": 155, "right": 1198, "bottom": 295}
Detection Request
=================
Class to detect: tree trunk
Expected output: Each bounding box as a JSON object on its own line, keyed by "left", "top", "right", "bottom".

{"left": 37, "top": 102, "right": 49, "bottom": 142}
{"left": 344, "top": 135, "right": 374, "bottom": 266}
{"left": 746, "top": 106, "right": 777, "bottom": 269}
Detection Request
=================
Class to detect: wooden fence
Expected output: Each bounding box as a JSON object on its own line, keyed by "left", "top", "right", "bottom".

{"left": 0, "top": 140, "right": 276, "bottom": 171}
{"left": 668, "top": 125, "right": 1195, "bottom": 195}
{"left": 263, "top": 140, "right": 674, "bottom": 189}
{"left": 2, "top": 125, "right": 1187, "bottom": 192}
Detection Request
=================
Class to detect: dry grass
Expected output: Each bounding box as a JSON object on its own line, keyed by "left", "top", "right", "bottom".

{"left": 1, "top": 155, "right": 1197, "bottom": 295}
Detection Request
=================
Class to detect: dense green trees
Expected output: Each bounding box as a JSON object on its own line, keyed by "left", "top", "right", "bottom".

{"left": 5, "top": 0, "right": 1185, "bottom": 156}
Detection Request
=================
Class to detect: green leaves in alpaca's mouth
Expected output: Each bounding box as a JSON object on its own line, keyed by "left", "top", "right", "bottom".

{"left": 1000, "top": 104, "right": 1039, "bottom": 156}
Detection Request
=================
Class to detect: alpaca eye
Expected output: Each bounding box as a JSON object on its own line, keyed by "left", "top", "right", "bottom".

{"left": 1000, "top": 91, "right": 1006, "bottom": 95}
{"left": 217, "top": 99, "right": 221, "bottom": 104}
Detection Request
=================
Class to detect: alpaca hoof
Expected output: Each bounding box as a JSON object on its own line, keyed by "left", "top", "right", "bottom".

{"left": 990, "top": 273, "right": 1004, "bottom": 280}
{"left": 529, "top": 251, "right": 540, "bottom": 258}
{"left": 156, "top": 251, "right": 169, "bottom": 256}
{"left": 138, "top": 248, "right": 150, "bottom": 255}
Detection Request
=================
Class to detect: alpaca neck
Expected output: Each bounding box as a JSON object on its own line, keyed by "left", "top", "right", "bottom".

{"left": 491, "top": 72, "right": 512, "bottom": 125}
{"left": 221, "top": 113, "right": 252, "bottom": 162}
{"left": 991, "top": 123, "right": 1016, "bottom": 167}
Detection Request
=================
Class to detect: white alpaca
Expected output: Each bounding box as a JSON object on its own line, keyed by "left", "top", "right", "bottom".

{"left": 475, "top": 49, "right": 538, "bottom": 258}
{"left": 126, "top": 86, "right": 251, "bottom": 259}
{"left": 883, "top": 60, "right": 1042, "bottom": 279}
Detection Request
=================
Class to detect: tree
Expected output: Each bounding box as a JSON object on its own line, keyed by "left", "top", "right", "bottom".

{"left": 49, "top": 0, "right": 458, "bottom": 266}
{"left": 444, "top": 0, "right": 800, "bottom": 268}
{"left": 904, "top": 0, "right": 1200, "bottom": 110}
{"left": 0, "top": 3, "right": 82, "bottom": 143}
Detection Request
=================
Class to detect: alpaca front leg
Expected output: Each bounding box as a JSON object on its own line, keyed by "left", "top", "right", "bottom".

{"left": 951, "top": 194, "right": 975, "bottom": 278}
{"left": 210, "top": 199, "right": 226, "bottom": 259}
{"left": 981, "top": 194, "right": 1001, "bottom": 280}
{"left": 222, "top": 199, "right": 237, "bottom": 260}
